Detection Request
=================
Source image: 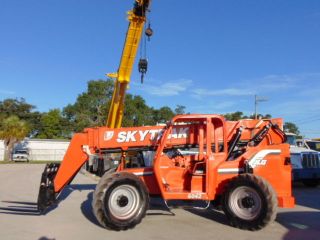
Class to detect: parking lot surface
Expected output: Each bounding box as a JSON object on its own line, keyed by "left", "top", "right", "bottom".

{"left": 0, "top": 164, "right": 319, "bottom": 240}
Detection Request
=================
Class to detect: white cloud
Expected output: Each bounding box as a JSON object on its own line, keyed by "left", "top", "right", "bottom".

{"left": 136, "top": 73, "right": 320, "bottom": 99}
{"left": 188, "top": 100, "right": 239, "bottom": 114}
{"left": 252, "top": 73, "right": 320, "bottom": 93}
{"left": 255, "top": 74, "right": 298, "bottom": 91}
{"left": 192, "top": 73, "right": 320, "bottom": 99}
{"left": 0, "top": 89, "right": 15, "bottom": 95}
{"left": 270, "top": 99, "right": 320, "bottom": 117}
{"left": 140, "top": 79, "right": 193, "bottom": 96}
{"left": 192, "top": 88, "right": 254, "bottom": 98}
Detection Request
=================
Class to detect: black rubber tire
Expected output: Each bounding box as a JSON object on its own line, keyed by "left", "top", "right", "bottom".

{"left": 92, "top": 171, "right": 149, "bottom": 231}
{"left": 222, "top": 174, "right": 277, "bottom": 231}
{"left": 302, "top": 179, "right": 319, "bottom": 188}
{"left": 97, "top": 159, "right": 105, "bottom": 177}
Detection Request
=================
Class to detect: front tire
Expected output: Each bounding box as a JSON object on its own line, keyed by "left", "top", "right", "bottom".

{"left": 92, "top": 172, "right": 149, "bottom": 230}
{"left": 222, "top": 174, "right": 277, "bottom": 230}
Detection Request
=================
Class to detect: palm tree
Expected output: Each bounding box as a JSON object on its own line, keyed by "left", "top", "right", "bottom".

{"left": 0, "top": 116, "right": 29, "bottom": 161}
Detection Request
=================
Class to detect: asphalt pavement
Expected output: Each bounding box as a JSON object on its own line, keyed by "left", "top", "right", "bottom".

{"left": 0, "top": 164, "right": 319, "bottom": 240}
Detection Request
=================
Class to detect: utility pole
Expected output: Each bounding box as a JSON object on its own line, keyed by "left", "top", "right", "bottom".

{"left": 254, "top": 95, "right": 268, "bottom": 119}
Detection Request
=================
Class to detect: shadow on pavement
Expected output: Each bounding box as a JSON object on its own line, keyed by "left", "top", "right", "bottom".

{"left": 277, "top": 211, "right": 320, "bottom": 240}
{"left": 1, "top": 201, "right": 37, "bottom": 206}
{"left": 58, "top": 184, "right": 96, "bottom": 202}
{"left": 80, "top": 194, "right": 178, "bottom": 229}
{"left": 148, "top": 198, "right": 229, "bottom": 226}
{"left": 0, "top": 184, "right": 96, "bottom": 216}
{"left": 38, "top": 237, "right": 56, "bottom": 240}
{"left": 0, "top": 200, "right": 39, "bottom": 216}
{"left": 292, "top": 183, "right": 320, "bottom": 210}
{"left": 80, "top": 195, "right": 228, "bottom": 227}
{"left": 80, "top": 192, "right": 101, "bottom": 227}
{"left": 185, "top": 208, "right": 229, "bottom": 226}
{"left": 147, "top": 197, "right": 176, "bottom": 216}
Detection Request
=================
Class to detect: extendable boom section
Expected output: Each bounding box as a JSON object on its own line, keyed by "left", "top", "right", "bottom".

{"left": 107, "top": 0, "right": 151, "bottom": 128}
{"left": 37, "top": 133, "right": 88, "bottom": 212}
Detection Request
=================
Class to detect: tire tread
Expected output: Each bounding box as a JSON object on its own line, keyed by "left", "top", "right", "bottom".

{"left": 222, "top": 174, "right": 277, "bottom": 231}
{"left": 92, "top": 172, "right": 149, "bottom": 231}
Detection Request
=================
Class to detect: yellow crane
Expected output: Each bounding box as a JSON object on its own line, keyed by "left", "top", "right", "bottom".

{"left": 106, "top": 0, "right": 152, "bottom": 128}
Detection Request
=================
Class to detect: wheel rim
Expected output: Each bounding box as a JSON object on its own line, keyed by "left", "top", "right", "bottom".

{"left": 107, "top": 184, "right": 141, "bottom": 220}
{"left": 229, "top": 186, "right": 262, "bottom": 220}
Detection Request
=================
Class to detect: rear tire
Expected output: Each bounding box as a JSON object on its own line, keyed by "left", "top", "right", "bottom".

{"left": 92, "top": 172, "right": 149, "bottom": 230}
{"left": 222, "top": 174, "right": 277, "bottom": 230}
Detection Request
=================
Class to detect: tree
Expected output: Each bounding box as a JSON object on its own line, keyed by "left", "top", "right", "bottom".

{"left": 63, "top": 79, "right": 114, "bottom": 132}
{"left": 37, "top": 109, "right": 69, "bottom": 139}
{"left": 153, "top": 106, "right": 175, "bottom": 124}
{"left": 224, "top": 111, "right": 245, "bottom": 121}
{"left": 63, "top": 79, "right": 177, "bottom": 130}
{"left": 122, "top": 94, "right": 154, "bottom": 127}
{"left": 224, "top": 111, "right": 272, "bottom": 120}
{"left": 174, "top": 105, "right": 186, "bottom": 115}
{"left": 284, "top": 122, "right": 300, "bottom": 135}
{"left": 0, "top": 98, "right": 35, "bottom": 120}
{"left": 0, "top": 116, "right": 29, "bottom": 161}
{"left": 0, "top": 98, "right": 41, "bottom": 135}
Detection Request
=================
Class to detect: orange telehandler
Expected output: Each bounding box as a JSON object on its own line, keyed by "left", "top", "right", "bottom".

{"left": 37, "top": 0, "right": 295, "bottom": 231}
{"left": 38, "top": 115, "right": 294, "bottom": 230}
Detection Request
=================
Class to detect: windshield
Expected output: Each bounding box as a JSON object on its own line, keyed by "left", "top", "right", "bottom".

{"left": 306, "top": 141, "right": 320, "bottom": 151}
{"left": 286, "top": 135, "right": 297, "bottom": 146}
{"left": 15, "top": 150, "right": 28, "bottom": 154}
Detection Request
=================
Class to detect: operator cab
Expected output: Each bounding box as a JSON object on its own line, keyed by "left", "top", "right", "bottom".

{"left": 154, "top": 115, "right": 227, "bottom": 200}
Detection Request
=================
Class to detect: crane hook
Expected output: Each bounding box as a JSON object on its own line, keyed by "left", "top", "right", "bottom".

{"left": 138, "top": 58, "right": 148, "bottom": 83}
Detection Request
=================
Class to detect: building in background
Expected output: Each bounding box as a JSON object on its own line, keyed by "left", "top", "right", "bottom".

{"left": 0, "top": 140, "right": 4, "bottom": 161}
{"left": 0, "top": 139, "right": 70, "bottom": 161}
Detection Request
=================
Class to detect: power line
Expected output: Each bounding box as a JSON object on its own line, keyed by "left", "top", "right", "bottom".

{"left": 301, "top": 130, "right": 320, "bottom": 133}
{"left": 297, "top": 118, "right": 320, "bottom": 125}
{"left": 293, "top": 113, "right": 320, "bottom": 124}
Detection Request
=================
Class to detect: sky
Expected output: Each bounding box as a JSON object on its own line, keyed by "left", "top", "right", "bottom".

{"left": 1, "top": 0, "right": 320, "bottom": 138}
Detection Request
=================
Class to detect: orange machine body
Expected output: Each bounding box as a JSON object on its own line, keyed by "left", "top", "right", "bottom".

{"left": 53, "top": 114, "right": 294, "bottom": 208}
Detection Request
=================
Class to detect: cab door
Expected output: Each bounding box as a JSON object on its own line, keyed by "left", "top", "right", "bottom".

{"left": 153, "top": 116, "right": 227, "bottom": 201}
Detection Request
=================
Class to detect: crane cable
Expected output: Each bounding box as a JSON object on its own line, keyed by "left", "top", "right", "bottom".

{"left": 138, "top": 5, "right": 153, "bottom": 83}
